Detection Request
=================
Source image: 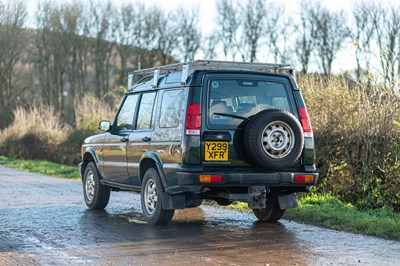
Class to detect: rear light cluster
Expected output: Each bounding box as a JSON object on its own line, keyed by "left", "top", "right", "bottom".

{"left": 200, "top": 175, "right": 223, "bottom": 183}
{"left": 186, "top": 103, "right": 201, "bottom": 135}
{"left": 295, "top": 175, "right": 314, "bottom": 183}
{"left": 297, "top": 107, "right": 313, "bottom": 138}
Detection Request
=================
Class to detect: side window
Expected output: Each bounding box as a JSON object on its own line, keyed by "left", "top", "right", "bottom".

{"left": 115, "top": 94, "right": 139, "bottom": 131}
{"left": 136, "top": 92, "right": 156, "bottom": 130}
{"left": 159, "top": 89, "right": 185, "bottom": 128}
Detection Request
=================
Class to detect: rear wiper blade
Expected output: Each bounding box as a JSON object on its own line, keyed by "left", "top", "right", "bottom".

{"left": 213, "top": 112, "right": 250, "bottom": 121}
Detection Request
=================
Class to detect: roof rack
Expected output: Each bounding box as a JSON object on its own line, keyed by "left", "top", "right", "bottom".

{"left": 128, "top": 60, "right": 295, "bottom": 90}
{"left": 134, "top": 60, "right": 293, "bottom": 75}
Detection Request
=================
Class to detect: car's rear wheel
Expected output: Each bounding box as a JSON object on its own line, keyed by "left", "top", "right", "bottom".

{"left": 83, "top": 162, "right": 110, "bottom": 209}
{"left": 252, "top": 194, "right": 285, "bottom": 222}
{"left": 244, "top": 109, "right": 304, "bottom": 169}
{"left": 141, "top": 168, "right": 175, "bottom": 225}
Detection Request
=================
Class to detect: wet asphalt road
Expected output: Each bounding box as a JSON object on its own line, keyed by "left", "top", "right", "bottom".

{"left": 1, "top": 165, "right": 400, "bottom": 265}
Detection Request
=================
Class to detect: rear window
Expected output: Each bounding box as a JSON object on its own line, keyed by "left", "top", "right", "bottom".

{"left": 208, "top": 79, "right": 291, "bottom": 129}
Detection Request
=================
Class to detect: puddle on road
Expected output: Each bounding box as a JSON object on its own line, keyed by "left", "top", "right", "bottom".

{"left": 77, "top": 204, "right": 400, "bottom": 265}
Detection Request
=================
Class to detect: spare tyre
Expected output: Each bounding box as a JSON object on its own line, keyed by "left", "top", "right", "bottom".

{"left": 243, "top": 109, "right": 304, "bottom": 169}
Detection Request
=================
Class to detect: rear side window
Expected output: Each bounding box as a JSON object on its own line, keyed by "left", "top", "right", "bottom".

{"left": 208, "top": 79, "right": 291, "bottom": 128}
{"left": 159, "top": 89, "right": 185, "bottom": 128}
{"left": 115, "top": 94, "right": 139, "bottom": 131}
{"left": 136, "top": 92, "right": 156, "bottom": 129}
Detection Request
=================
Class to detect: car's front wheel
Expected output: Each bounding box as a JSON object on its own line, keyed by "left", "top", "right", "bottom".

{"left": 83, "top": 162, "right": 110, "bottom": 209}
{"left": 252, "top": 194, "right": 285, "bottom": 222}
{"left": 141, "top": 168, "right": 175, "bottom": 225}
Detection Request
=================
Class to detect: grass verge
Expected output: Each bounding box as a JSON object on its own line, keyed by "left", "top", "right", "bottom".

{"left": 0, "top": 156, "right": 80, "bottom": 180}
{"left": 285, "top": 193, "right": 400, "bottom": 240}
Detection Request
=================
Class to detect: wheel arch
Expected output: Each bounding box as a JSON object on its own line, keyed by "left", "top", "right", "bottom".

{"left": 80, "top": 147, "right": 101, "bottom": 180}
{"left": 139, "top": 152, "right": 167, "bottom": 188}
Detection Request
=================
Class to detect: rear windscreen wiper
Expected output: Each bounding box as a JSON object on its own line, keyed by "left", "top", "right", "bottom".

{"left": 213, "top": 112, "right": 250, "bottom": 121}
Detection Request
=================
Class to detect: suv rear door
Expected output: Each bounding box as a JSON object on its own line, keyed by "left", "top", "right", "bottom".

{"left": 103, "top": 94, "right": 139, "bottom": 184}
{"left": 201, "top": 73, "right": 299, "bottom": 169}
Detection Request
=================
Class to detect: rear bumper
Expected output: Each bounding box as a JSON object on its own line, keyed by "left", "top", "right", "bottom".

{"left": 165, "top": 171, "right": 319, "bottom": 194}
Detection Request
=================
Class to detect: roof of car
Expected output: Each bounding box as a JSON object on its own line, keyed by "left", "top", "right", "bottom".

{"left": 129, "top": 70, "right": 294, "bottom": 93}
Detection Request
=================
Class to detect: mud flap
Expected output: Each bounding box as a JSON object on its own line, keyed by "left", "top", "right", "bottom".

{"left": 162, "top": 193, "right": 186, "bottom": 210}
{"left": 277, "top": 193, "right": 298, "bottom": 210}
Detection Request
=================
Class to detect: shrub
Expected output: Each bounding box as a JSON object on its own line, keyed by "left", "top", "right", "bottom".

{"left": 74, "top": 94, "right": 114, "bottom": 131}
{"left": 58, "top": 94, "right": 115, "bottom": 165}
{"left": 0, "top": 95, "right": 115, "bottom": 165}
{"left": 0, "top": 105, "right": 70, "bottom": 161}
{"left": 299, "top": 75, "right": 400, "bottom": 210}
{"left": 58, "top": 128, "right": 95, "bottom": 165}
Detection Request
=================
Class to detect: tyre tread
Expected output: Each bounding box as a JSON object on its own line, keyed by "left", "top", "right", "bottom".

{"left": 141, "top": 168, "right": 174, "bottom": 225}
{"left": 83, "top": 162, "right": 110, "bottom": 210}
{"left": 253, "top": 195, "right": 285, "bottom": 222}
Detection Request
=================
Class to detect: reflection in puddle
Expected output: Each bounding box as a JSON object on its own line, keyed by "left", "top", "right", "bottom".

{"left": 173, "top": 208, "right": 206, "bottom": 223}
{"left": 82, "top": 206, "right": 312, "bottom": 265}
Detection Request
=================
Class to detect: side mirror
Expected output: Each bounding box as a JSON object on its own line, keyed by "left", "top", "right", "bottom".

{"left": 98, "top": 120, "right": 111, "bottom": 131}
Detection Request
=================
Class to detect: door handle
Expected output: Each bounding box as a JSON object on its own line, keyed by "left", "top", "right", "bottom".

{"left": 142, "top": 136, "right": 151, "bottom": 142}
{"left": 120, "top": 137, "right": 129, "bottom": 143}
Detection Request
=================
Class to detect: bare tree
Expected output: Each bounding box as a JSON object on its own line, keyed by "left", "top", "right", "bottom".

{"left": 241, "top": 0, "right": 266, "bottom": 62}
{"left": 123, "top": 5, "right": 178, "bottom": 68}
{"left": 216, "top": 0, "right": 241, "bottom": 60}
{"left": 264, "top": 3, "right": 293, "bottom": 63}
{"left": 58, "top": 2, "right": 87, "bottom": 123}
{"left": 310, "top": 3, "right": 349, "bottom": 74}
{"left": 202, "top": 33, "right": 218, "bottom": 59}
{"left": 351, "top": 1, "right": 375, "bottom": 81}
{"left": 114, "top": 3, "right": 136, "bottom": 83}
{"left": 140, "top": 6, "right": 165, "bottom": 67}
{"left": 176, "top": 8, "right": 202, "bottom": 61}
{"left": 76, "top": 10, "right": 91, "bottom": 98}
{"left": 154, "top": 9, "right": 179, "bottom": 65}
{"left": 369, "top": 3, "right": 400, "bottom": 85}
{"left": 35, "top": 1, "right": 87, "bottom": 123}
{"left": 35, "top": 1, "right": 64, "bottom": 111}
{"left": 0, "top": 1, "right": 27, "bottom": 113}
{"left": 88, "top": 0, "right": 117, "bottom": 97}
{"left": 295, "top": 0, "right": 317, "bottom": 73}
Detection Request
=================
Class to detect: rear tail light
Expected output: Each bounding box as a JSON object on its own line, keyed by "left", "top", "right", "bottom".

{"left": 200, "top": 175, "right": 223, "bottom": 183}
{"left": 295, "top": 175, "right": 314, "bottom": 183}
{"left": 186, "top": 103, "right": 201, "bottom": 136}
{"left": 297, "top": 107, "right": 313, "bottom": 138}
